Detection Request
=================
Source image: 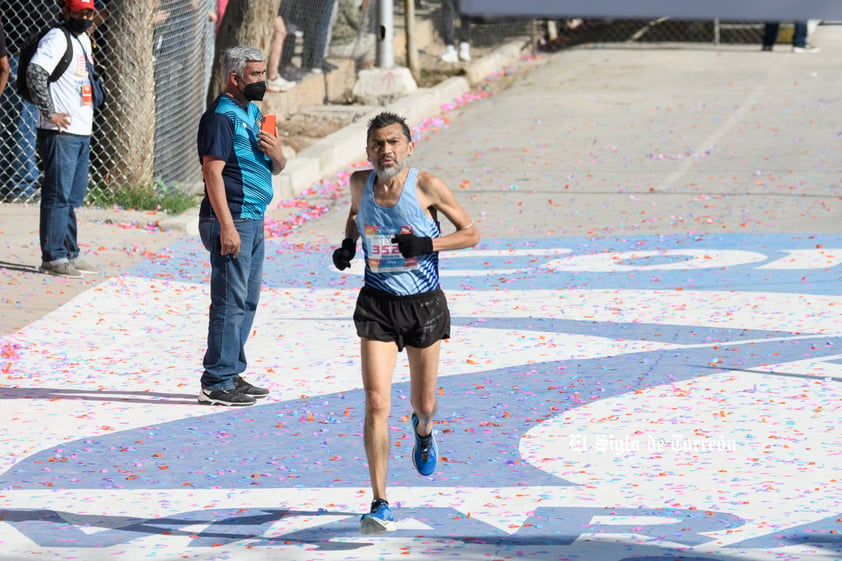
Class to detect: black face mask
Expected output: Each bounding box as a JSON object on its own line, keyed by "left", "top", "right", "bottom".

{"left": 242, "top": 81, "right": 266, "bottom": 102}
{"left": 66, "top": 17, "right": 93, "bottom": 35}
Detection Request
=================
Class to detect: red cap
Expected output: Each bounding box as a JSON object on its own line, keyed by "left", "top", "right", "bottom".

{"left": 65, "top": 0, "right": 96, "bottom": 10}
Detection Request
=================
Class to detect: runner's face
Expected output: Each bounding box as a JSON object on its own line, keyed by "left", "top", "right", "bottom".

{"left": 366, "top": 123, "right": 413, "bottom": 179}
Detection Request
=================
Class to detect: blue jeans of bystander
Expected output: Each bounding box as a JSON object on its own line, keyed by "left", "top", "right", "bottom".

{"left": 0, "top": 56, "right": 40, "bottom": 200}
{"left": 762, "top": 21, "right": 808, "bottom": 48}
{"left": 199, "top": 216, "right": 265, "bottom": 391}
{"left": 36, "top": 130, "right": 91, "bottom": 263}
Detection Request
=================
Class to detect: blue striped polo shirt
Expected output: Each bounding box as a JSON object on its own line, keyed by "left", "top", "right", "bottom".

{"left": 197, "top": 94, "right": 273, "bottom": 220}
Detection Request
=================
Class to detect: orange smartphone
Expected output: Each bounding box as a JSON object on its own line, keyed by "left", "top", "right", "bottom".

{"left": 261, "top": 114, "right": 276, "bottom": 136}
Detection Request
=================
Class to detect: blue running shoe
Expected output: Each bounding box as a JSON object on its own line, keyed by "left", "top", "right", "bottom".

{"left": 360, "top": 498, "right": 397, "bottom": 534}
{"left": 411, "top": 412, "right": 437, "bottom": 476}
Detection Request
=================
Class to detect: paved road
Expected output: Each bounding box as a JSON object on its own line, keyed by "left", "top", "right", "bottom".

{"left": 321, "top": 38, "right": 842, "bottom": 241}
{"left": 1, "top": 25, "right": 841, "bottom": 561}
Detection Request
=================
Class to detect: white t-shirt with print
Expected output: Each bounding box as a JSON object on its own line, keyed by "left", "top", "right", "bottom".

{"left": 30, "top": 28, "right": 94, "bottom": 136}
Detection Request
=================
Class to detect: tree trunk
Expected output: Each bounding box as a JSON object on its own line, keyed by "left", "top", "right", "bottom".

{"left": 101, "top": 2, "right": 156, "bottom": 187}
{"left": 208, "top": 0, "right": 281, "bottom": 105}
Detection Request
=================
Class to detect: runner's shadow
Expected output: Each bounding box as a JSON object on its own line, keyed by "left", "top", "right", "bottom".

{"left": 0, "top": 508, "right": 364, "bottom": 549}
{"left": 0, "top": 386, "right": 198, "bottom": 405}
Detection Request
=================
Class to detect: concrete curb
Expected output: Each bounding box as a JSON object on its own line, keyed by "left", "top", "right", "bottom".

{"left": 159, "top": 40, "right": 529, "bottom": 235}
{"left": 271, "top": 75, "right": 471, "bottom": 201}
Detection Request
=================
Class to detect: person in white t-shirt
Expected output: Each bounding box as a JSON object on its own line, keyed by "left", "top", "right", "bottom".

{"left": 27, "top": 0, "right": 99, "bottom": 278}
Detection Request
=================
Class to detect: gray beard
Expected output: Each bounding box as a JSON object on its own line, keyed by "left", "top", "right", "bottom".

{"left": 374, "top": 160, "right": 406, "bottom": 180}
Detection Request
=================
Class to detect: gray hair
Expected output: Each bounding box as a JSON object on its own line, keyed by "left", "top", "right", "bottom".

{"left": 222, "top": 46, "right": 265, "bottom": 81}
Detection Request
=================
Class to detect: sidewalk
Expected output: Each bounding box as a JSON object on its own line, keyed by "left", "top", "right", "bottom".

{"left": 0, "top": 204, "right": 187, "bottom": 334}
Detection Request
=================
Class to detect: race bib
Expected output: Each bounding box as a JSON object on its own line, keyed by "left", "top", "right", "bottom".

{"left": 365, "top": 225, "right": 418, "bottom": 272}
{"left": 81, "top": 84, "right": 93, "bottom": 106}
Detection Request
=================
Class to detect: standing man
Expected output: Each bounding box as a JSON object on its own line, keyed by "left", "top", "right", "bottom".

{"left": 29, "top": 0, "right": 99, "bottom": 276}
{"left": 332, "top": 112, "right": 480, "bottom": 534}
{"left": 265, "top": 5, "right": 295, "bottom": 92}
{"left": 197, "top": 45, "right": 285, "bottom": 407}
{"left": 761, "top": 21, "right": 820, "bottom": 53}
{"left": 440, "top": 0, "right": 474, "bottom": 63}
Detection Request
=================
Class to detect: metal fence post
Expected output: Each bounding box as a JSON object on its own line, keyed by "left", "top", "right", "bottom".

{"left": 377, "top": 0, "right": 395, "bottom": 68}
{"left": 405, "top": 0, "right": 420, "bottom": 81}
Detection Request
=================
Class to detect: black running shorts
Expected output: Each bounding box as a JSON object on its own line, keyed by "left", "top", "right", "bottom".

{"left": 353, "top": 285, "right": 451, "bottom": 351}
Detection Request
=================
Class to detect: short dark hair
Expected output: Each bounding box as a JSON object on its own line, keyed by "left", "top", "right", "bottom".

{"left": 367, "top": 112, "right": 411, "bottom": 142}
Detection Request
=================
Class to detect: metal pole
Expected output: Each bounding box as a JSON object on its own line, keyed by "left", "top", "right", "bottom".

{"left": 405, "top": 0, "right": 420, "bottom": 81}
{"left": 377, "top": 0, "right": 394, "bottom": 68}
{"left": 531, "top": 18, "right": 539, "bottom": 56}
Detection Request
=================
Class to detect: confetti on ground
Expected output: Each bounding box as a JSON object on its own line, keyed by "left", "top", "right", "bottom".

{"left": 1, "top": 41, "right": 841, "bottom": 561}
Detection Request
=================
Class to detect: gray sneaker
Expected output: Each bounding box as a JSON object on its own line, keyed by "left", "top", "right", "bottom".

{"left": 71, "top": 257, "right": 97, "bottom": 274}
{"left": 40, "top": 260, "right": 82, "bottom": 278}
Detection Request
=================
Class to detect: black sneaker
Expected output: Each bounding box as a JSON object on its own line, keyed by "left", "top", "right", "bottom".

{"left": 198, "top": 387, "right": 257, "bottom": 406}
{"left": 233, "top": 375, "right": 269, "bottom": 399}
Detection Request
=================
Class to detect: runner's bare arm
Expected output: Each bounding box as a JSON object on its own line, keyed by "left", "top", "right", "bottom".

{"left": 416, "top": 171, "right": 480, "bottom": 251}
{"left": 333, "top": 171, "right": 370, "bottom": 270}
{"left": 343, "top": 170, "right": 370, "bottom": 241}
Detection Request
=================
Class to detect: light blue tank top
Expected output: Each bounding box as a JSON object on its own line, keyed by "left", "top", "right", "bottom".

{"left": 355, "top": 167, "right": 441, "bottom": 295}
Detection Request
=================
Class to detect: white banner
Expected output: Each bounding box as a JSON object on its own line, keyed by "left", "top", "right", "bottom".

{"left": 460, "top": 0, "right": 842, "bottom": 20}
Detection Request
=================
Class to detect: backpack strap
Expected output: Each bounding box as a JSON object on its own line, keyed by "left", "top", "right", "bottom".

{"left": 49, "top": 26, "right": 74, "bottom": 82}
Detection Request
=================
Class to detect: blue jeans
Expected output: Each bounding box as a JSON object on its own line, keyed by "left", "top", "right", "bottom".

{"left": 199, "top": 216, "right": 265, "bottom": 391}
{"left": 0, "top": 56, "right": 40, "bottom": 199}
{"left": 762, "top": 21, "right": 808, "bottom": 48}
{"left": 442, "top": 0, "right": 474, "bottom": 46}
{"left": 36, "top": 130, "right": 91, "bottom": 263}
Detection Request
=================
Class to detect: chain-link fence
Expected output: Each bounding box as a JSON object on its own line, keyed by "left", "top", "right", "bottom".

{"left": 535, "top": 17, "right": 766, "bottom": 50}
{"left": 1, "top": 1, "right": 770, "bottom": 205}
{"left": 152, "top": 0, "right": 216, "bottom": 191}
{"left": 0, "top": 0, "right": 213, "bottom": 204}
